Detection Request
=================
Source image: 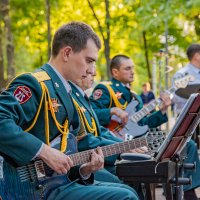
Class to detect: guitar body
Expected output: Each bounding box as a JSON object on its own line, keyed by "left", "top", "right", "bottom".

{"left": 107, "top": 74, "right": 194, "bottom": 140}
{"left": 0, "top": 133, "right": 77, "bottom": 200}
{"left": 108, "top": 100, "right": 148, "bottom": 139}
{"left": 0, "top": 129, "right": 167, "bottom": 199}
{"left": 121, "top": 117, "right": 148, "bottom": 139}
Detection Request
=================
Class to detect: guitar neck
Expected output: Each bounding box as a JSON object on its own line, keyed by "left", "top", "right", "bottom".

{"left": 131, "top": 87, "right": 176, "bottom": 123}
{"left": 69, "top": 137, "right": 148, "bottom": 166}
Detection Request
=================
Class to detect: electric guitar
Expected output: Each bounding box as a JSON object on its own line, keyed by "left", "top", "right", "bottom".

{"left": 0, "top": 132, "right": 163, "bottom": 200}
{"left": 108, "top": 74, "right": 194, "bottom": 139}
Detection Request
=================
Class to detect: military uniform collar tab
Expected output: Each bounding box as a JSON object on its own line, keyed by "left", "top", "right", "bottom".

{"left": 69, "top": 81, "right": 84, "bottom": 97}
{"left": 46, "top": 64, "right": 71, "bottom": 93}
{"left": 112, "top": 78, "right": 121, "bottom": 85}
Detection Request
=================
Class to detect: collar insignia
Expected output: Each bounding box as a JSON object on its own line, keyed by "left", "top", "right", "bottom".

{"left": 55, "top": 82, "right": 59, "bottom": 88}
{"left": 116, "top": 83, "right": 119, "bottom": 87}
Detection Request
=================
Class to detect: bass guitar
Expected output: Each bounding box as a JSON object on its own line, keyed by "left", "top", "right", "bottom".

{"left": 0, "top": 132, "right": 161, "bottom": 200}
{"left": 108, "top": 74, "right": 194, "bottom": 139}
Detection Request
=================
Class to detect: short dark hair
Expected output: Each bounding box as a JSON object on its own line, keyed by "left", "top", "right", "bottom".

{"left": 52, "top": 21, "right": 101, "bottom": 57}
{"left": 110, "top": 54, "right": 130, "bottom": 74}
{"left": 186, "top": 44, "right": 200, "bottom": 61}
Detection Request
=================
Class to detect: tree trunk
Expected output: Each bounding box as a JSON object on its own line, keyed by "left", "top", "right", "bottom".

{"left": 142, "top": 31, "right": 151, "bottom": 84}
{"left": 46, "top": 0, "right": 51, "bottom": 60}
{"left": 0, "top": 6, "right": 5, "bottom": 89}
{"left": 2, "top": 0, "right": 15, "bottom": 82}
{"left": 87, "top": 0, "right": 111, "bottom": 79}
{"left": 104, "top": 0, "right": 111, "bottom": 79}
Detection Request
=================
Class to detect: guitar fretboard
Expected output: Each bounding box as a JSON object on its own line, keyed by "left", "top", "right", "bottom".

{"left": 17, "top": 136, "right": 148, "bottom": 183}
{"left": 69, "top": 137, "right": 148, "bottom": 166}
{"left": 131, "top": 87, "right": 176, "bottom": 123}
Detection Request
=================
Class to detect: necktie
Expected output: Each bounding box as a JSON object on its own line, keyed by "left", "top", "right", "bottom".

{"left": 84, "top": 93, "right": 90, "bottom": 102}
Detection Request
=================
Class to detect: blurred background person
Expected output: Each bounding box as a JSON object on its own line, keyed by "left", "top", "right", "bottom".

{"left": 140, "top": 82, "right": 155, "bottom": 106}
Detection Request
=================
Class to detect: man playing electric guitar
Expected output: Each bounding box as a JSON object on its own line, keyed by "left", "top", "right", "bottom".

{"left": 90, "top": 54, "right": 171, "bottom": 138}
{"left": 0, "top": 23, "right": 139, "bottom": 200}
{"left": 69, "top": 65, "right": 153, "bottom": 199}
{"left": 69, "top": 64, "right": 150, "bottom": 179}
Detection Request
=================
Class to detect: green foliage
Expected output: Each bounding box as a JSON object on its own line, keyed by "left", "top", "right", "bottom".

{"left": 5, "top": 0, "right": 200, "bottom": 92}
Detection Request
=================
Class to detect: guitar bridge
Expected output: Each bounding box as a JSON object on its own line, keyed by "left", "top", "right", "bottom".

{"left": 35, "top": 160, "right": 46, "bottom": 180}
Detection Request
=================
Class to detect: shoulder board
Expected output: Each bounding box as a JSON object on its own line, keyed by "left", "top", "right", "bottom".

{"left": 100, "top": 81, "right": 112, "bottom": 85}
{"left": 5, "top": 72, "right": 31, "bottom": 90}
{"left": 31, "top": 71, "right": 51, "bottom": 82}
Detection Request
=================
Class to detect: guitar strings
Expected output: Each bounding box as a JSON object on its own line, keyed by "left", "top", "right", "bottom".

{"left": 16, "top": 132, "right": 168, "bottom": 182}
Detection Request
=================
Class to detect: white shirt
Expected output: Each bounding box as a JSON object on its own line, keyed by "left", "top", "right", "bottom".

{"left": 172, "top": 63, "right": 200, "bottom": 115}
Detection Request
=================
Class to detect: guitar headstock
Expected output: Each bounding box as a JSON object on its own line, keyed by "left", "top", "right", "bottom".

{"left": 126, "top": 131, "right": 166, "bottom": 154}
{"left": 145, "top": 130, "right": 166, "bottom": 153}
{"left": 174, "top": 73, "right": 195, "bottom": 89}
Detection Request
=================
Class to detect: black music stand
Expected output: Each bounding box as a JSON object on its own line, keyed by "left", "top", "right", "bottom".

{"left": 116, "top": 93, "right": 200, "bottom": 200}
{"left": 155, "top": 93, "right": 200, "bottom": 199}
{"left": 154, "top": 93, "right": 200, "bottom": 163}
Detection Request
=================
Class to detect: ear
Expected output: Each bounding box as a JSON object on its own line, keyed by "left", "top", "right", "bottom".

{"left": 62, "top": 46, "right": 73, "bottom": 62}
{"left": 112, "top": 68, "right": 119, "bottom": 78}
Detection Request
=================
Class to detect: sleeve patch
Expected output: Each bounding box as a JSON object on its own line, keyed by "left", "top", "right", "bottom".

{"left": 93, "top": 89, "right": 103, "bottom": 100}
{"left": 13, "top": 86, "right": 32, "bottom": 104}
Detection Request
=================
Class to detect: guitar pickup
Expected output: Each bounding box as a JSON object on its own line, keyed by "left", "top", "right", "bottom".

{"left": 34, "top": 160, "right": 46, "bottom": 180}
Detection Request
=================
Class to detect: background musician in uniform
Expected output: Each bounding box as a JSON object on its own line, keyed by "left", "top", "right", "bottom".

{"left": 69, "top": 65, "right": 146, "bottom": 199}
{"left": 172, "top": 43, "right": 200, "bottom": 200}
{"left": 89, "top": 54, "right": 171, "bottom": 134}
{"left": 70, "top": 65, "right": 147, "bottom": 173}
{"left": 0, "top": 22, "right": 139, "bottom": 200}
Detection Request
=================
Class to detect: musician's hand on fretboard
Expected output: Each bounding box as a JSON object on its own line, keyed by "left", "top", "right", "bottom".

{"left": 80, "top": 147, "right": 104, "bottom": 176}
{"left": 129, "top": 146, "right": 149, "bottom": 154}
{"left": 159, "top": 93, "right": 172, "bottom": 113}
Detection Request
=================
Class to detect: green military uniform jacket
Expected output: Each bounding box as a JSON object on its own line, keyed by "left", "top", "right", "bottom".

{"left": 90, "top": 78, "right": 168, "bottom": 128}
{"left": 69, "top": 82, "right": 122, "bottom": 166}
{"left": 0, "top": 64, "right": 92, "bottom": 186}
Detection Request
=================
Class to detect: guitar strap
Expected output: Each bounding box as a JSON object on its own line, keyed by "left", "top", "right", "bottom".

{"left": 101, "top": 82, "right": 128, "bottom": 110}
{"left": 130, "top": 90, "right": 141, "bottom": 103}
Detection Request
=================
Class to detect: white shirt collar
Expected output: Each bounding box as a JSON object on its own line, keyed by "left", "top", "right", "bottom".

{"left": 48, "top": 63, "right": 72, "bottom": 93}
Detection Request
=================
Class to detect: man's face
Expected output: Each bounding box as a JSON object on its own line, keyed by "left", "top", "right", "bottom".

{"left": 77, "top": 66, "right": 96, "bottom": 91}
{"left": 113, "top": 58, "right": 134, "bottom": 84}
{"left": 194, "top": 52, "right": 200, "bottom": 68}
{"left": 64, "top": 39, "right": 98, "bottom": 83}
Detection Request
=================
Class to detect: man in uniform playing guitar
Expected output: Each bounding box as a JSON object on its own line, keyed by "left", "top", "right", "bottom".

{"left": 90, "top": 54, "right": 171, "bottom": 139}
{"left": 90, "top": 54, "right": 200, "bottom": 200}
{"left": 0, "top": 23, "right": 139, "bottom": 200}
